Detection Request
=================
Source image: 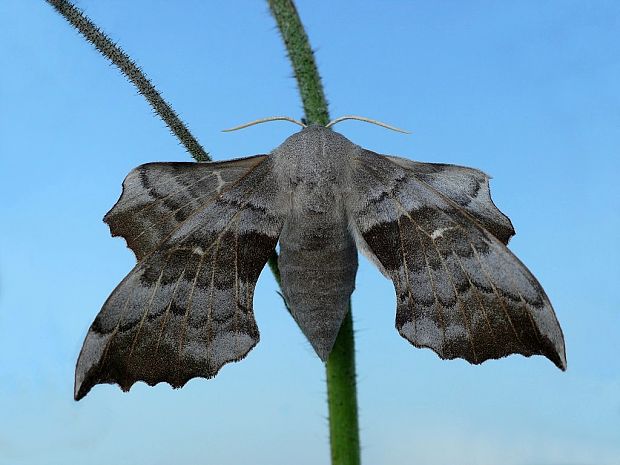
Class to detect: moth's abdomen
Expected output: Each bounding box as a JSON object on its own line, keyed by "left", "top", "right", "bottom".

{"left": 278, "top": 213, "right": 358, "bottom": 360}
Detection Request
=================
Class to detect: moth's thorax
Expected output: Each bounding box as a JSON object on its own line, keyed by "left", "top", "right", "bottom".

{"left": 272, "top": 126, "right": 357, "bottom": 186}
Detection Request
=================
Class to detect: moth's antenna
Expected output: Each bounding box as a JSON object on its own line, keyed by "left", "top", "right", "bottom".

{"left": 222, "top": 116, "right": 307, "bottom": 132}
{"left": 326, "top": 115, "right": 410, "bottom": 134}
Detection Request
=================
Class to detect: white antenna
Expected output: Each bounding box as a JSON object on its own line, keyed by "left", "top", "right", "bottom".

{"left": 223, "top": 116, "right": 306, "bottom": 132}
{"left": 326, "top": 115, "right": 410, "bottom": 134}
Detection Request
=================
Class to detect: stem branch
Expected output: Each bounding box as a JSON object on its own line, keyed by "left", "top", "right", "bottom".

{"left": 45, "top": 0, "right": 209, "bottom": 161}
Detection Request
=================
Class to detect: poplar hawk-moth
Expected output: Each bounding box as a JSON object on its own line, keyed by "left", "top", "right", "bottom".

{"left": 75, "top": 122, "right": 566, "bottom": 400}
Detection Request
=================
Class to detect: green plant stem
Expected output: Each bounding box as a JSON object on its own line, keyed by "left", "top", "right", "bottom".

{"left": 45, "top": 0, "right": 209, "bottom": 162}
{"left": 326, "top": 308, "right": 360, "bottom": 465}
{"left": 267, "top": 0, "right": 330, "bottom": 126}
{"left": 268, "top": 2, "right": 361, "bottom": 464}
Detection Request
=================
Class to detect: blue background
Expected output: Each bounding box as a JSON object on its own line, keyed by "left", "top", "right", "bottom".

{"left": 1, "top": 1, "right": 618, "bottom": 464}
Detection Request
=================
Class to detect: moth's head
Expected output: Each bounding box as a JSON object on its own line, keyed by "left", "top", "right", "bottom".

{"left": 296, "top": 123, "right": 346, "bottom": 140}
{"left": 274, "top": 123, "right": 356, "bottom": 160}
{"left": 289, "top": 117, "right": 410, "bottom": 156}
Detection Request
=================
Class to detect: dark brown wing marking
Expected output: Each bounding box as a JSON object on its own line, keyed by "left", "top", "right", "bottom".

{"left": 104, "top": 155, "right": 268, "bottom": 260}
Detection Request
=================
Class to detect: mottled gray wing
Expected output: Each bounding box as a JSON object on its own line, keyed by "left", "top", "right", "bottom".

{"left": 348, "top": 150, "right": 566, "bottom": 369}
{"left": 75, "top": 156, "right": 284, "bottom": 400}
{"left": 104, "top": 155, "right": 268, "bottom": 260}
{"left": 384, "top": 156, "right": 515, "bottom": 244}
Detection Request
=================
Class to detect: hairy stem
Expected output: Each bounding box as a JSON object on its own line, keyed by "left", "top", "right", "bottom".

{"left": 326, "top": 309, "right": 360, "bottom": 465}
{"left": 45, "top": 0, "right": 209, "bottom": 162}
{"left": 268, "top": 2, "right": 361, "bottom": 464}
{"left": 267, "top": 0, "right": 330, "bottom": 126}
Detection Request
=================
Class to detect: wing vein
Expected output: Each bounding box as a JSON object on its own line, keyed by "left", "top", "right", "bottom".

{"left": 395, "top": 205, "right": 448, "bottom": 355}
{"left": 233, "top": 214, "right": 240, "bottom": 354}
{"left": 205, "top": 235, "right": 221, "bottom": 364}
{"left": 404, "top": 211, "right": 477, "bottom": 362}
{"left": 128, "top": 253, "right": 172, "bottom": 359}
{"left": 126, "top": 171, "right": 217, "bottom": 216}
{"left": 156, "top": 266, "right": 187, "bottom": 354}
{"left": 449, "top": 247, "right": 498, "bottom": 344}
{"left": 395, "top": 216, "right": 418, "bottom": 335}
{"left": 100, "top": 283, "right": 139, "bottom": 366}
{"left": 177, "top": 253, "right": 206, "bottom": 371}
{"left": 470, "top": 243, "right": 524, "bottom": 348}
{"left": 116, "top": 156, "right": 265, "bottom": 212}
{"left": 115, "top": 156, "right": 270, "bottom": 263}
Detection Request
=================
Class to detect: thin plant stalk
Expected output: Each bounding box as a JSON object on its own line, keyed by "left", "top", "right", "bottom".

{"left": 45, "top": 0, "right": 209, "bottom": 162}
{"left": 267, "top": 0, "right": 330, "bottom": 126}
{"left": 268, "top": 1, "right": 361, "bottom": 464}
{"left": 325, "top": 308, "right": 360, "bottom": 465}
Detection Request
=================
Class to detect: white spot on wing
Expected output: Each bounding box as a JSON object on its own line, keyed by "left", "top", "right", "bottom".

{"left": 213, "top": 171, "right": 226, "bottom": 193}
{"left": 431, "top": 227, "right": 453, "bottom": 240}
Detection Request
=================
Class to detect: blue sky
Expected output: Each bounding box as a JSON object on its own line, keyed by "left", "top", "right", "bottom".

{"left": 1, "top": 1, "right": 619, "bottom": 464}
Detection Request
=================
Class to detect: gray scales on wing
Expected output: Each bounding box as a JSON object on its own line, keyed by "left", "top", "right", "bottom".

{"left": 75, "top": 156, "right": 284, "bottom": 400}
{"left": 75, "top": 125, "right": 566, "bottom": 400}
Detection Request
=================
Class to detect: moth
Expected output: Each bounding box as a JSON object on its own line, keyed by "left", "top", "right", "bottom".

{"left": 75, "top": 116, "right": 566, "bottom": 400}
